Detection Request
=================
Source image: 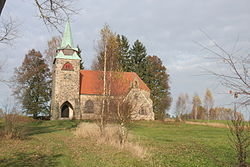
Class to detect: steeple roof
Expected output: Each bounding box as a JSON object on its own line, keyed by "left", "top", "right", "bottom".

{"left": 61, "top": 20, "right": 74, "bottom": 48}
{"left": 55, "top": 20, "right": 81, "bottom": 60}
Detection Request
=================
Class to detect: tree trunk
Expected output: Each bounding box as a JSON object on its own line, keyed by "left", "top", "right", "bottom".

{"left": 100, "top": 44, "right": 107, "bottom": 135}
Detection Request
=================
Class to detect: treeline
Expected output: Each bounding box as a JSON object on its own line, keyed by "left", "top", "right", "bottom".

{"left": 175, "top": 89, "right": 243, "bottom": 121}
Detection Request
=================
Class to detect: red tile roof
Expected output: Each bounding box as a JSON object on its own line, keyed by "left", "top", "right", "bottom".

{"left": 79, "top": 70, "right": 150, "bottom": 95}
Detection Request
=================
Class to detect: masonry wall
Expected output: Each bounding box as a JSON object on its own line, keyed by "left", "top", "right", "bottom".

{"left": 51, "top": 58, "right": 80, "bottom": 120}
{"left": 80, "top": 94, "right": 103, "bottom": 120}
{"left": 126, "top": 88, "right": 154, "bottom": 120}
{"left": 79, "top": 89, "right": 154, "bottom": 121}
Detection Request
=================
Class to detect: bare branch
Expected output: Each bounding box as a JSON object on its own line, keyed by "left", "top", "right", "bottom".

{"left": 0, "top": 17, "right": 18, "bottom": 45}
{"left": 34, "top": 0, "right": 79, "bottom": 33}
{"left": 199, "top": 31, "right": 250, "bottom": 106}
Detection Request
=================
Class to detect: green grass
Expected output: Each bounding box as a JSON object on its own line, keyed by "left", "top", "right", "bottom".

{"left": 0, "top": 119, "right": 248, "bottom": 167}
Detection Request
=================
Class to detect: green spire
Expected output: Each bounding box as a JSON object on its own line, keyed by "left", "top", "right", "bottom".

{"left": 61, "top": 20, "right": 74, "bottom": 48}
{"left": 55, "top": 20, "right": 81, "bottom": 60}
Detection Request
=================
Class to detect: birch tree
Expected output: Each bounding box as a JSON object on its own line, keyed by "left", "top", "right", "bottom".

{"left": 176, "top": 93, "right": 189, "bottom": 121}
{"left": 204, "top": 89, "right": 214, "bottom": 121}
{"left": 192, "top": 94, "right": 202, "bottom": 120}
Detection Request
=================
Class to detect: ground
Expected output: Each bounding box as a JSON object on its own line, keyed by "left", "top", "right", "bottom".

{"left": 0, "top": 119, "right": 248, "bottom": 167}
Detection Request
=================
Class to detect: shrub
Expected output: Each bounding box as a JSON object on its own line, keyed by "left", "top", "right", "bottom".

{"left": 0, "top": 114, "right": 32, "bottom": 139}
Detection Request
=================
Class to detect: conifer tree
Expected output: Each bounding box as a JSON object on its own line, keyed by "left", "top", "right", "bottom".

{"left": 117, "top": 35, "right": 131, "bottom": 72}
{"left": 77, "top": 45, "right": 84, "bottom": 70}
{"left": 129, "top": 40, "right": 148, "bottom": 81}
{"left": 13, "top": 49, "right": 51, "bottom": 118}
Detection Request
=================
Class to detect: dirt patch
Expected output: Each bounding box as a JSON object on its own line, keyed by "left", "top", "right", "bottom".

{"left": 185, "top": 121, "right": 229, "bottom": 128}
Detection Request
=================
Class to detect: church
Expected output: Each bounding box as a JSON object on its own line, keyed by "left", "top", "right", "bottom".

{"left": 50, "top": 21, "right": 154, "bottom": 120}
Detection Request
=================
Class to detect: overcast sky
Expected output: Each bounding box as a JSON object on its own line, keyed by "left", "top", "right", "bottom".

{"left": 1, "top": 0, "right": 250, "bottom": 115}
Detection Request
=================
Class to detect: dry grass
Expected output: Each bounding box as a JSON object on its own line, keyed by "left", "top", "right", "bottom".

{"left": 74, "top": 122, "right": 147, "bottom": 158}
{"left": 185, "top": 121, "right": 229, "bottom": 128}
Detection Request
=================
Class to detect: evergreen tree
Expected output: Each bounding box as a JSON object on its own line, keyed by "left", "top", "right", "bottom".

{"left": 77, "top": 45, "right": 84, "bottom": 70}
{"left": 129, "top": 40, "right": 148, "bottom": 81}
{"left": 13, "top": 49, "right": 51, "bottom": 118}
{"left": 145, "top": 56, "right": 172, "bottom": 120}
{"left": 117, "top": 34, "right": 131, "bottom": 72}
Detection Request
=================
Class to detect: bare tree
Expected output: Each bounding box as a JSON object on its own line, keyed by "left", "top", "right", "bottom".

{"left": 44, "top": 36, "right": 62, "bottom": 70}
{"left": 204, "top": 89, "right": 214, "bottom": 121}
{"left": 192, "top": 93, "right": 202, "bottom": 120}
{"left": 175, "top": 93, "right": 189, "bottom": 121}
{"left": 0, "top": 0, "right": 78, "bottom": 45}
{"left": 198, "top": 31, "right": 250, "bottom": 106}
{"left": 0, "top": 17, "right": 18, "bottom": 45}
{"left": 199, "top": 32, "right": 250, "bottom": 166}
{"left": 228, "top": 108, "right": 250, "bottom": 167}
{"left": 94, "top": 25, "right": 121, "bottom": 134}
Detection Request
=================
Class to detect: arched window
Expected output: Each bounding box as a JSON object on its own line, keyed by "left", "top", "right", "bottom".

{"left": 85, "top": 100, "right": 94, "bottom": 113}
{"left": 62, "top": 62, "right": 74, "bottom": 71}
{"left": 134, "top": 80, "right": 139, "bottom": 88}
{"left": 132, "top": 78, "right": 139, "bottom": 88}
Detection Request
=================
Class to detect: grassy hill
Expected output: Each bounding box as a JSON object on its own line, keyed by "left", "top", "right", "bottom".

{"left": 0, "top": 119, "right": 248, "bottom": 167}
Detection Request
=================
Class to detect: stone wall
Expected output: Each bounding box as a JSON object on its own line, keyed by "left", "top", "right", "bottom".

{"left": 51, "top": 58, "right": 80, "bottom": 120}
{"left": 80, "top": 94, "right": 103, "bottom": 120}
{"left": 79, "top": 88, "right": 154, "bottom": 121}
{"left": 125, "top": 88, "right": 154, "bottom": 120}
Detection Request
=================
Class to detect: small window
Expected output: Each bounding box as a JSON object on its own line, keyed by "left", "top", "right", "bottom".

{"left": 134, "top": 81, "right": 139, "bottom": 88}
{"left": 85, "top": 100, "right": 94, "bottom": 113}
{"left": 62, "top": 62, "right": 74, "bottom": 71}
{"left": 139, "top": 107, "right": 147, "bottom": 115}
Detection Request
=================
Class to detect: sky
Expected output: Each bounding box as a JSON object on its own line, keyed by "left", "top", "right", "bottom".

{"left": 1, "top": 0, "right": 250, "bottom": 116}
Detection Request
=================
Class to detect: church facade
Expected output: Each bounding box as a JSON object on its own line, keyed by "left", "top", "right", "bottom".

{"left": 50, "top": 21, "right": 154, "bottom": 120}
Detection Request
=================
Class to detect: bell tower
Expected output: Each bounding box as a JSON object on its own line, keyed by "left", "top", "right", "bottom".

{"left": 51, "top": 21, "right": 81, "bottom": 120}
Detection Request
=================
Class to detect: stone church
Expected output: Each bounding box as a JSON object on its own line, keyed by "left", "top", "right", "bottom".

{"left": 50, "top": 21, "right": 154, "bottom": 120}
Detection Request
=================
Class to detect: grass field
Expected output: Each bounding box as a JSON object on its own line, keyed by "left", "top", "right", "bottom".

{"left": 0, "top": 119, "right": 248, "bottom": 167}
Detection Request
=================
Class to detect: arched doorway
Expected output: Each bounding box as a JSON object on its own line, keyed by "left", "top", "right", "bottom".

{"left": 61, "top": 101, "right": 73, "bottom": 119}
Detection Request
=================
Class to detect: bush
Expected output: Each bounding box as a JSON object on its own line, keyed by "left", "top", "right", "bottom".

{"left": 0, "top": 114, "right": 32, "bottom": 139}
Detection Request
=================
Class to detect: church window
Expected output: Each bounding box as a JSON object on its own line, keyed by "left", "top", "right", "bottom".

{"left": 134, "top": 81, "right": 139, "bottom": 88}
{"left": 139, "top": 107, "right": 147, "bottom": 115}
{"left": 85, "top": 100, "right": 94, "bottom": 113}
{"left": 131, "top": 79, "right": 139, "bottom": 88}
{"left": 62, "top": 62, "right": 74, "bottom": 71}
